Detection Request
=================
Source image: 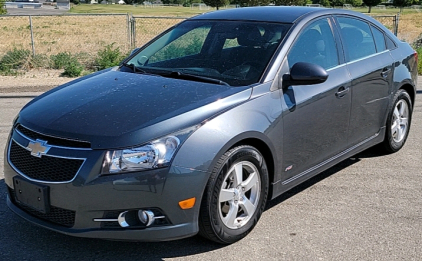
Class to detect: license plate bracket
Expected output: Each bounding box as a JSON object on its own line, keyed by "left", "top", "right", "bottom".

{"left": 13, "top": 176, "right": 50, "bottom": 214}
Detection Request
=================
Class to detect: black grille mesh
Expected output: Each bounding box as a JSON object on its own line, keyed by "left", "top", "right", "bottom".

{"left": 9, "top": 141, "right": 84, "bottom": 182}
{"left": 16, "top": 125, "right": 91, "bottom": 149}
{"left": 8, "top": 187, "right": 75, "bottom": 228}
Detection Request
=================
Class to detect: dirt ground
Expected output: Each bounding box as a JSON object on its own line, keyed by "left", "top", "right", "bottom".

{"left": 0, "top": 69, "right": 75, "bottom": 93}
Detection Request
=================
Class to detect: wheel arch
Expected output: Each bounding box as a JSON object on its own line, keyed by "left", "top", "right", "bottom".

{"left": 195, "top": 131, "right": 278, "bottom": 202}
{"left": 228, "top": 137, "right": 276, "bottom": 200}
{"left": 399, "top": 83, "right": 416, "bottom": 109}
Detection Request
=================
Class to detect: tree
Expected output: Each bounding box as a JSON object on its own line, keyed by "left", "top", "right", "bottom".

{"left": 345, "top": 0, "right": 362, "bottom": 6}
{"left": 238, "top": 0, "right": 271, "bottom": 6}
{"left": 319, "top": 0, "right": 331, "bottom": 6}
{"left": 329, "top": 0, "right": 345, "bottom": 6}
{"left": 363, "top": 0, "right": 382, "bottom": 12}
{"left": 393, "top": 0, "right": 412, "bottom": 12}
{"left": 0, "top": 0, "right": 7, "bottom": 15}
{"left": 274, "top": 0, "right": 308, "bottom": 6}
{"left": 203, "top": 0, "right": 229, "bottom": 9}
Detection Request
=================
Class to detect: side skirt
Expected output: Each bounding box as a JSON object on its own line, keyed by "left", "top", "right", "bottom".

{"left": 270, "top": 127, "right": 385, "bottom": 200}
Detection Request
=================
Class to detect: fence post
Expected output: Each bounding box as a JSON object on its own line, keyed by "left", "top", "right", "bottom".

{"left": 127, "top": 13, "right": 130, "bottom": 51}
{"left": 29, "top": 15, "right": 36, "bottom": 56}
{"left": 394, "top": 13, "right": 400, "bottom": 36}
{"left": 131, "top": 16, "right": 136, "bottom": 49}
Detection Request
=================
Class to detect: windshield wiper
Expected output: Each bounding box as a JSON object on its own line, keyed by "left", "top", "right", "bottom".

{"left": 120, "top": 62, "right": 147, "bottom": 74}
{"left": 165, "top": 71, "right": 230, "bottom": 86}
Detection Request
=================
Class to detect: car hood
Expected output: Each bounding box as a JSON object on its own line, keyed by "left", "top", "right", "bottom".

{"left": 18, "top": 69, "right": 251, "bottom": 149}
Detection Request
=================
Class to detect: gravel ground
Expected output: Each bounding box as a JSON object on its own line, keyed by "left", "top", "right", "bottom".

{"left": 0, "top": 69, "right": 75, "bottom": 93}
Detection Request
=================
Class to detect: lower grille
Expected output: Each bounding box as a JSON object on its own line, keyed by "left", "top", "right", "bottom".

{"left": 8, "top": 187, "right": 75, "bottom": 228}
{"left": 9, "top": 140, "right": 84, "bottom": 182}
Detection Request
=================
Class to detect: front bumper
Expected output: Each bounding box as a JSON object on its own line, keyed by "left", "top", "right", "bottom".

{"left": 6, "top": 194, "right": 197, "bottom": 241}
{"left": 4, "top": 125, "right": 209, "bottom": 242}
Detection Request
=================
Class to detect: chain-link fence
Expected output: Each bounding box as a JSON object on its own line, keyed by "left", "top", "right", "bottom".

{"left": 131, "top": 16, "right": 186, "bottom": 48}
{"left": 0, "top": 14, "right": 132, "bottom": 65}
{"left": 0, "top": 13, "right": 421, "bottom": 64}
{"left": 370, "top": 14, "right": 399, "bottom": 36}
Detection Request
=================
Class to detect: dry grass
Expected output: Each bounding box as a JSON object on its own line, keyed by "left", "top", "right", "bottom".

{"left": 134, "top": 17, "right": 184, "bottom": 47}
{"left": 0, "top": 14, "right": 185, "bottom": 62}
{"left": 396, "top": 13, "right": 422, "bottom": 44}
{"left": 0, "top": 15, "right": 130, "bottom": 58}
{"left": 0, "top": 8, "right": 421, "bottom": 63}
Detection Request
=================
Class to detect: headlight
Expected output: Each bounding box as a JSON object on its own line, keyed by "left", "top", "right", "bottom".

{"left": 101, "top": 136, "right": 180, "bottom": 175}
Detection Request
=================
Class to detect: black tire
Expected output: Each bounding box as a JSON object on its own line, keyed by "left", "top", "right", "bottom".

{"left": 382, "top": 89, "right": 413, "bottom": 153}
{"left": 198, "top": 145, "right": 269, "bottom": 244}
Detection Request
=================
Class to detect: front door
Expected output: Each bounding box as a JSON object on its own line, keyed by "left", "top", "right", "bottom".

{"left": 280, "top": 17, "right": 352, "bottom": 183}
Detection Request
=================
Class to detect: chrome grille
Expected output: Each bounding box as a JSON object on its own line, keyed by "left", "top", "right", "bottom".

{"left": 16, "top": 124, "right": 91, "bottom": 149}
{"left": 9, "top": 141, "right": 84, "bottom": 182}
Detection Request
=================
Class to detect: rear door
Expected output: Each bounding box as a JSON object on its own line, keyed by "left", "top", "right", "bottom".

{"left": 335, "top": 16, "right": 394, "bottom": 146}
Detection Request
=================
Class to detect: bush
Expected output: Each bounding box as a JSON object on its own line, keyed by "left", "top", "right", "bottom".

{"left": 30, "top": 54, "right": 50, "bottom": 69}
{"left": 0, "top": 48, "right": 31, "bottom": 74}
{"left": 417, "top": 47, "right": 422, "bottom": 75}
{"left": 0, "top": 0, "right": 7, "bottom": 15}
{"left": 95, "top": 43, "right": 125, "bottom": 71}
{"left": 51, "top": 52, "right": 73, "bottom": 69}
{"left": 63, "top": 57, "right": 84, "bottom": 77}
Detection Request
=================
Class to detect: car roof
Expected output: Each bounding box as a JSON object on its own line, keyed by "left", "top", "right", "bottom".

{"left": 189, "top": 6, "right": 376, "bottom": 25}
{"left": 190, "top": 6, "right": 327, "bottom": 23}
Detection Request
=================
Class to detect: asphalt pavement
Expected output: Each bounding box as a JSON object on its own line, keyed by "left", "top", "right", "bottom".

{"left": 0, "top": 78, "right": 421, "bottom": 260}
{"left": 5, "top": 3, "right": 69, "bottom": 16}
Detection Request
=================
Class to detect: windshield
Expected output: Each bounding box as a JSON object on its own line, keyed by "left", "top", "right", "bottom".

{"left": 124, "top": 20, "right": 291, "bottom": 86}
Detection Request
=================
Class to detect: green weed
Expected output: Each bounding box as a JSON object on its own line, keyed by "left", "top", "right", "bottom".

{"left": 0, "top": 48, "right": 31, "bottom": 75}
{"left": 51, "top": 52, "right": 73, "bottom": 69}
{"left": 95, "top": 43, "right": 125, "bottom": 70}
{"left": 63, "top": 57, "right": 84, "bottom": 77}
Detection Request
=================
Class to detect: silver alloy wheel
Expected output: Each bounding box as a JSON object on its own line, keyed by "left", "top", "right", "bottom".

{"left": 218, "top": 161, "right": 261, "bottom": 229}
{"left": 391, "top": 100, "right": 409, "bottom": 143}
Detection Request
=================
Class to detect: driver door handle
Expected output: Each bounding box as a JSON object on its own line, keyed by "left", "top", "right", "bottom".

{"left": 381, "top": 67, "right": 391, "bottom": 78}
{"left": 335, "top": 86, "right": 349, "bottom": 98}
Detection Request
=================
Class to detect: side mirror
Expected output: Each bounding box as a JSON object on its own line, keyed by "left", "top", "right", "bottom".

{"left": 282, "top": 62, "right": 328, "bottom": 88}
{"left": 130, "top": 48, "right": 141, "bottom": 56}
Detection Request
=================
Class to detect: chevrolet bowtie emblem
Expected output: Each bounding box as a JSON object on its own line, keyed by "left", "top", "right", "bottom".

{"left": 27, "top": 140, "right": 50, "bottom": 158}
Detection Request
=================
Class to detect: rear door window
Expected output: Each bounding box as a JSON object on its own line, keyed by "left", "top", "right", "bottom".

{"left": 337, "top": 17, "right": 377, "bottom": 62}
{"left": 371, "top": 25, "right": 387, "bottom": 53}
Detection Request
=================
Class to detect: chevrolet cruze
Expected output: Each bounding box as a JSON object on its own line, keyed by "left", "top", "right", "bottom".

{"left": 4, "top": 6, "right": 418, "bottom": 244}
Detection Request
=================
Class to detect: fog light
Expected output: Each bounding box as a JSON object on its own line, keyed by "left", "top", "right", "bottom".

{"left": 138, "top": 210, "right": 155, "bottom": 227}
{"left": 117, "top": 211, "right": 139, "bottom": 227}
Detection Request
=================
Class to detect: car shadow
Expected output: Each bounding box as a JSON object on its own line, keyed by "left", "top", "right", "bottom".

{"left": 0, "top": 146, "right": 386, "bottom": 260}
{"left": 266, "top": 146, "right": 384, "bottom": 210}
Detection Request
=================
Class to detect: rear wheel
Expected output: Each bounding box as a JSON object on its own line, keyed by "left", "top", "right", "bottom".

{"left": 198, "top": 145, "right": 269, "bottom": 244}
{"left": 382, "top": 89, "right": 412, "bottom": 153}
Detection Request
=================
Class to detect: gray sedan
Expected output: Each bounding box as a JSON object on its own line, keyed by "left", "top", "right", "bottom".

{"left": 4, "top": 6, "right": 418, "bottom": 244}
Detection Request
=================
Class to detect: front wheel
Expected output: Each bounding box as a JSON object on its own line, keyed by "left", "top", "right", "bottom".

{"left": 382, "top": 89, "right": 413, "bottom": 153}
{"left": 198, "top": 145, "right": 269, "bottom": 244}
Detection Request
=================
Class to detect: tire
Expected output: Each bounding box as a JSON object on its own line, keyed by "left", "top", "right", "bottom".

{"left": 382, "top": 89, "right": 413, "bottom": 153}
{"left": 198, "top": 145, "right": 269, "bottom": 244}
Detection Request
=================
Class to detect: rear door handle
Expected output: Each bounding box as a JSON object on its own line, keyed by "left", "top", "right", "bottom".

{"left": 381, "top": 67, "right": 391, "bottom": 78}
{"left": 335, "top": 86, "right": 349, "bottom": 98}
